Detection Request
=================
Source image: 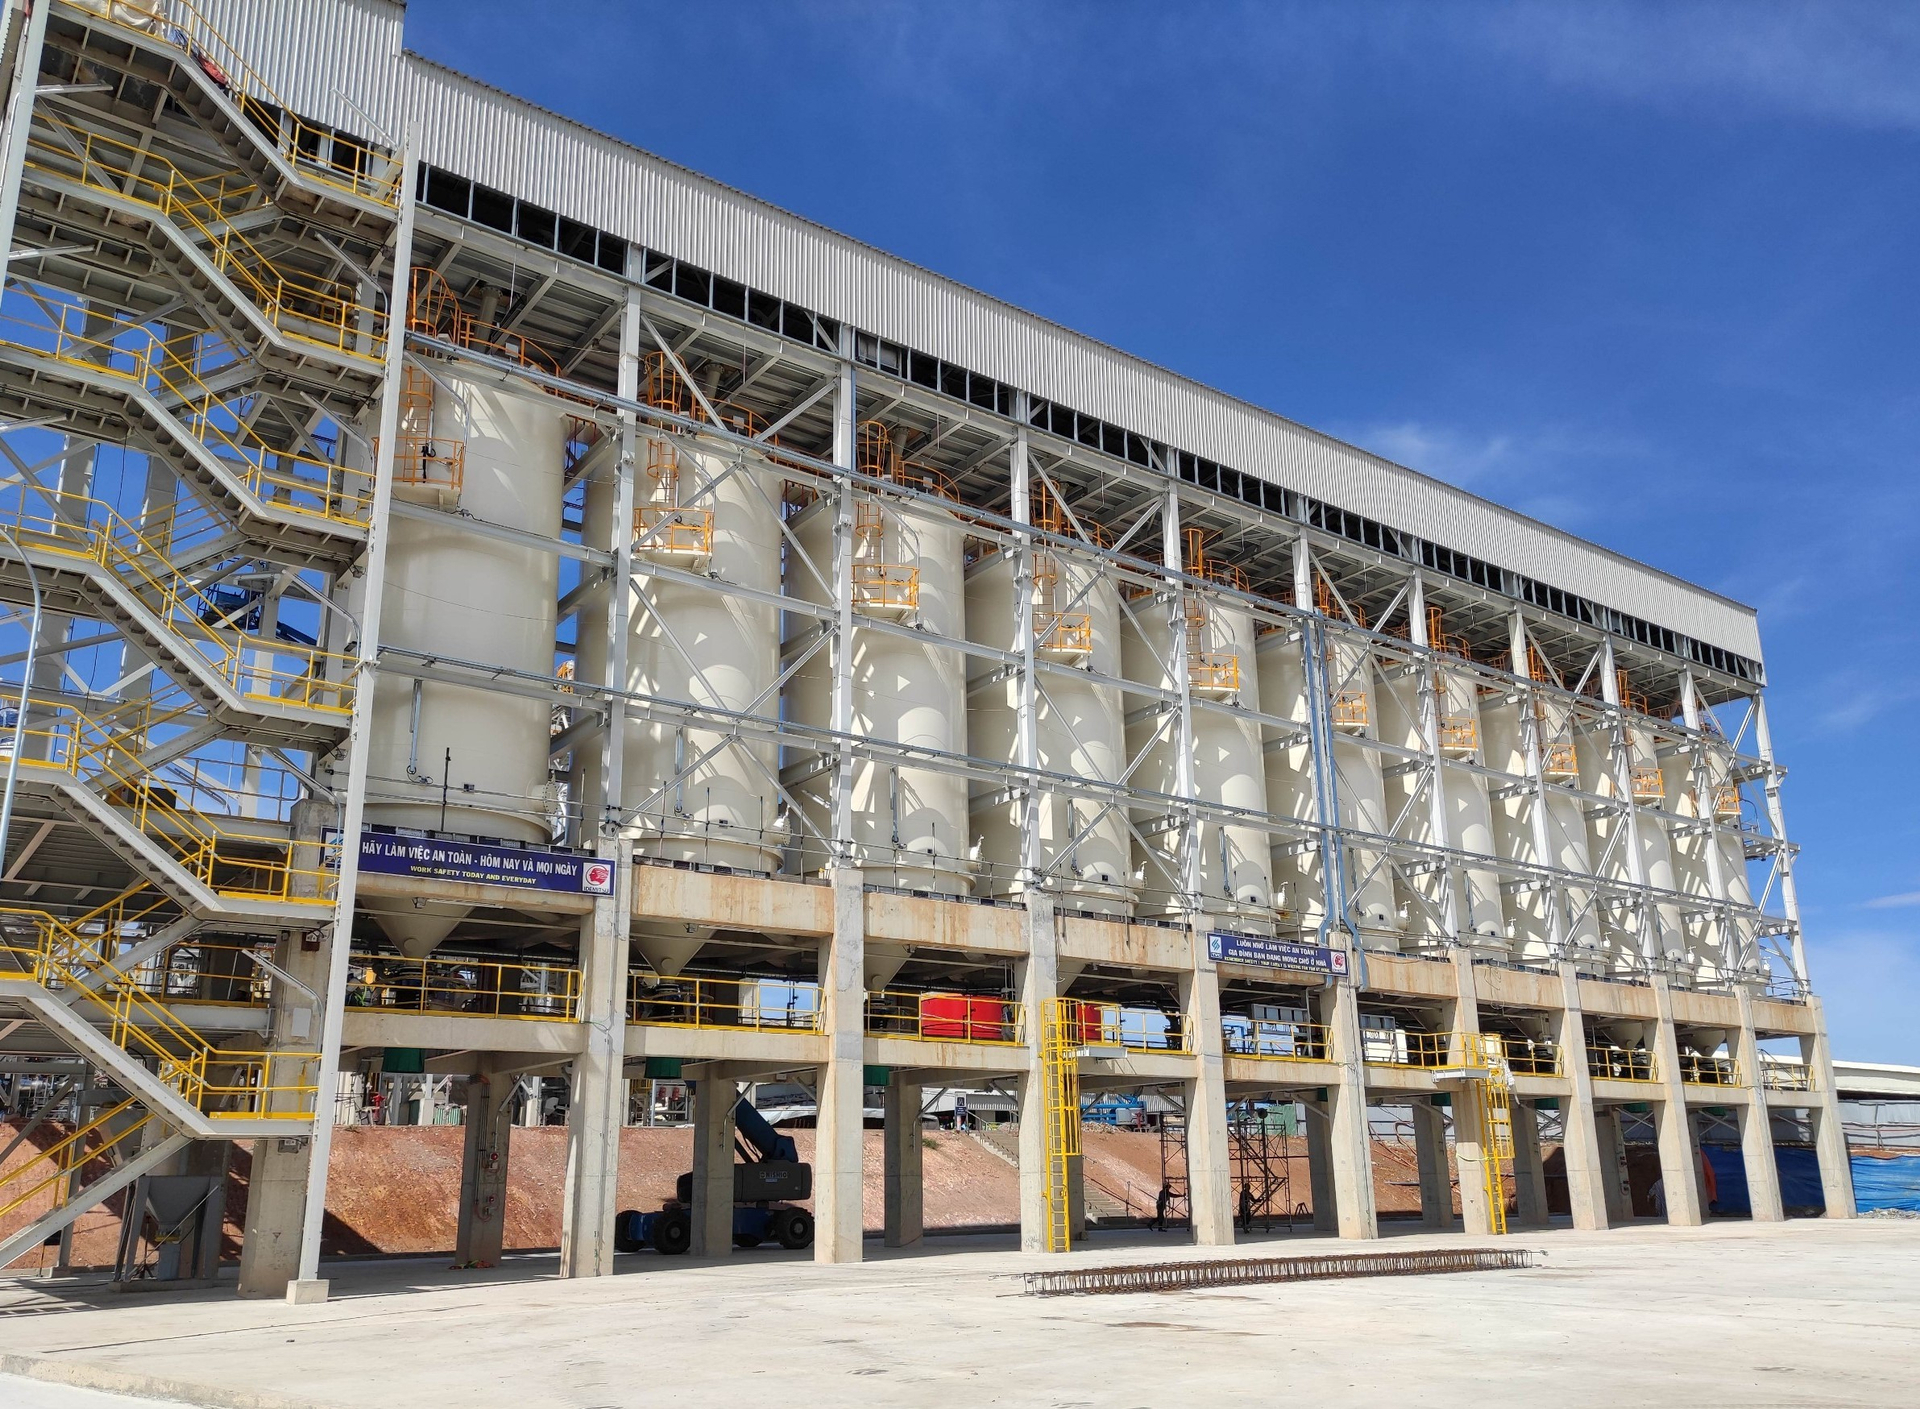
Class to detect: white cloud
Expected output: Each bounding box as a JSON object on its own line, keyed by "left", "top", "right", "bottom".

{"left": 1461, "top": 1, "right": 1920, "bottom": 134}
{"left": 1863, "top": 891, "right": 1920, "bottom": 911}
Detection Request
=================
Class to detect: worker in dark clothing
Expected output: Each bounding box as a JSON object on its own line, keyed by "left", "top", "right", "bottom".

{"left": 1152, "top": 1182, "right": 1172, "bottom": 1232}
{"left": 1239, "top": 1182, "right": 1254, "bottom": 1234}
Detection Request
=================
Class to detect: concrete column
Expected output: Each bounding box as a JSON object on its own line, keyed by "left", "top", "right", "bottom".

{"left": 1321, "top": 978, "right": 1378, "bottom": 1239}
{"left": 1448, "top": 952, "right": 1496, "bottom": 1235}
{"left": 1303, "top": 1099, "right": 1337, "bottom": 1233}
{"left": 1600, "top": 1107, "right": 1633, "bottom": 1223}
{"left": 238, "top": 803, "right": 332, "bottom": 1299}
{"left": 559, "top": 850, "right": 632, "bottom": 1276}
{"left": 883, "top": 1075, "right": 923, "bottom": 1249}
{"left": 1510, "top": 1100, "right": 1551, "bottom": 1229}
{"left": 690, "top": 1078, "right": 737, "bottom": 1258}
{"left": 455, "top": 1065, "right": 517, "bottom": 1266}
{"left": 1412, "top": 1099, "right": 1455, "bottom": 1230}
{"left": 1555, "top": 966, "right": 1610, "bottom": 1230}
{"left": 1731, "top": 985, "right": 1783, "bottom": 1223}
{"left": 1180, "top": 934, "right": 1233, "bottom": 1246}
{"left": 1649, "top": 977, "right": 1703, "bottom": 1227}
{"left": 814, "top": 868, "right": 866, "bottom": 1262}
{"left": 1803, "top": 998, "right": 1856, "bottom": 1218}
{"left": 1016, "top": 892, "right": 1058, "bottom": 1252}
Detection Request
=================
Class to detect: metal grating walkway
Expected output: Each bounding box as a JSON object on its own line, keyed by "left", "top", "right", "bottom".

{"left": 1022, "top": 1246, "right": 1535, "bottom": 1297}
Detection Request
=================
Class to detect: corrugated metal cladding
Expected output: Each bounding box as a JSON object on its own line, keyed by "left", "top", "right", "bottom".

{"left": 214, "top": 0, "right": 1761, "bottom": 661}
{"left": 193, "top": 0, "right": 405, "bottom": 138}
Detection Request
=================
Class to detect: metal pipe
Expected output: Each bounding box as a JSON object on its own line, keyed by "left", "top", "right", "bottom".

{"left": 0, "top": 525, "right": 45, "bottom": 879}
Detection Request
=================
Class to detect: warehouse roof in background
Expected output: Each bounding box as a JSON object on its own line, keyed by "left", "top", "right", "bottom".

{"left": 193, "top": 0, "right": 1763, "bottom": 660}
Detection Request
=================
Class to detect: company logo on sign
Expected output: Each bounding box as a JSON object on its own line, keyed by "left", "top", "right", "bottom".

{"left": 583, "top": 861, "right": 613, "bottom": 894}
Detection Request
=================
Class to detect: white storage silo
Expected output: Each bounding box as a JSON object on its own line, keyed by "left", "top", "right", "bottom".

{"left": 1123, "top": 585, "right": 1272, "bottom": 925}
{"left": 359, "top": 364, "right": 564, "bottom": 955}
{"left": 575, "top": 393, "right": 783, "bottom": 973}
{"left": 785, "top": 424, "right": 973, "bottom": 894}
{"left": 1253, "top": 628, "right": 1397, "bottom": 943}
{"left": 966, "top": 542, "right": 1131, "bottom": 914}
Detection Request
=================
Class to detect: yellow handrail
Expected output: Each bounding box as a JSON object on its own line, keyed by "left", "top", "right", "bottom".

{"left": 1587, "top": 1045, "right": 1659, "bottom": 1083}
{"left": 1223, "top": 1017, "right": 1330, "bottom": 1061}
{"left": 627, "top": 974, "right": 823, "bottom": 1033}
{"left": 0, "top": 904, "right": 317, "bottom": 1118}
{"left": 78, "top": 0, "right": 401, "bottom": 207}
{"left": 345, "top": 950, "right": 580, "bottom": 1022}
{"left": 0, "top": 1096, "right": 150, "bottom": 1222}
{"left": 865, "top": 991, "right": 1026, "bottom": 1046}
{"left": 5, "top": 704, "right": 332, "bottom": 905}
{"left": 0, "top": 485, "right": 352, "bottom": 712}
{"left": 24, "top": 118, "right": 386, "bottom": 362}
{"left": 0, "top": 291, "right": 372, "bottom": 527}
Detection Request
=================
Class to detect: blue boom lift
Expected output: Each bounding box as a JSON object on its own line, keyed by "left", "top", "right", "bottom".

{"left": 615, "top": 1095, "right": 814, "bottom": 1254}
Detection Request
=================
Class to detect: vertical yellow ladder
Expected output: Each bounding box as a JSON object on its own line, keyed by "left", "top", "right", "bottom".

{"left": 1041, "top": 997, "right": 1082, "bottom": 1253}
{"left": 1461, "top": 1032, "right": 1515, "bottom": 1236}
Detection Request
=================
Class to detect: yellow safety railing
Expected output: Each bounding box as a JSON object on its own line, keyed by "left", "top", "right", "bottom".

{"left": 117, "top": 937, "right": 272, "bottom": 1008}
{"left": 0, "top": 1096, "right": 152, "bottom": 1224}
{"left": 24, "top": 118, "right": 385, "bottom": 361}
{"left": 3, "top": 705, "right": 332, "bottom": 905}
{"left": 1760, "top": 1055, "right": 1813, "bottom": 1091}
{"left": 1035, "top": 610, "right": 1092, "bottom": 657}
{"left": 344, "top": 951, "right": 580, "bottom": 1021}
{"left": 1223, "top": 1017, "right": 1330, "bottom": 1062}
{"left": 1330, "top": 690, "right": 1369, "bottom": 731}
{"left": 634, "top": 504, "right": 715, "bottom": 558}
{"left": 0, "top": 486, "right": 352, "bottom": 713}
{"left": 1630, "top": 766, "right": 1665, "bottom": 804}
{"left": 1436, "top": 714, "right": 1480, "bottom": 756}
{"left": 1587, "top": 1046, "right": 1659, "bottom": 1083}
{"left": 1188, "top": 651, "right": 1240, "bottom": 696}
{"left": 853, "top": 561, "right": 919, "bottom": 615}
{"left": 1540, "top": 742, "right": 1577, "bottom": 778}
{"left": 1678, "top": 1054, "right": 1742, "bottom": 1087}
{"left": 1083, "top": 1003, "right": 1191, "bottom": 1054}
{"left": 1362, "top": 1028, "right": 1451, "bottom": 1068}
{"left": 1709, "top": 783, "right": 1743, "bottom": 820}
{"left": 1496, "top": 1037, "right": 1561, "bottom": 1076}
{"left": 81, "top": 0, "right": 401, "bottom": 207}
{"left": 0, "top": 904, "right": 316, "bottom": 1119}
{"left": 865, "top": 991, "right": 1025, "bottom": 1046}
{"left": 628, "top": 974, "right": 822, "bottom": 1033}
{"left": 0, "top": 293, "right": 372, "bottom": 526}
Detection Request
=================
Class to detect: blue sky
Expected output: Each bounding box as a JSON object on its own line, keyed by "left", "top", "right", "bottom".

{"left": 410, "top": 1, "right": 1920, "bottom": 1061}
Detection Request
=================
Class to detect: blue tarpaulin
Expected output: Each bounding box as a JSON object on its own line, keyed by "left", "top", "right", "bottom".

{"left": 1850, "top": 1152, "right": 1920, "bottom": 1212}
{"left": 1700, "top": 1144, "right": 1920, "bottom": 1214}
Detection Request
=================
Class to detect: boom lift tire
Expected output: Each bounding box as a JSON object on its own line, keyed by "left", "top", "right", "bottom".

{"left": 651, "top": 1207, "right": 692, "bottom": 1255}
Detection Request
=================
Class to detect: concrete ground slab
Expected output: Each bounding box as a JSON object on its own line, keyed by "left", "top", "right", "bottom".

{"left": 0, "top": 1220, "right": 1913, "bottom": 1408}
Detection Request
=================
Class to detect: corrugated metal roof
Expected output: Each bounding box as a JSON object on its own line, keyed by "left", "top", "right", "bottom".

{"left": 200, "top": 0, "right": 1762, "bottom": 660}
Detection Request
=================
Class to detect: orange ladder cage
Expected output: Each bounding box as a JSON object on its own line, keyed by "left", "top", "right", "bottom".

{"left": 387, "top": 363, "right": 465, "bottom": 494}
{"left": 1310, "top": 575, "right": 1370, "bottom": 727}
{"left": 633, "top": 351, "right": 713, "bottom": 555}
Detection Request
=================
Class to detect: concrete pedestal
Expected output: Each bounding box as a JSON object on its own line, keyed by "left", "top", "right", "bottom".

{"left": 690, "top": 1078, "right": 738, "bottom": 1258}
{"left": 883, "top": 1076, "right": 923, "bottom": 1248}
{"left": 1412, "top": 1099, "right": 1455, "bottom": 1230}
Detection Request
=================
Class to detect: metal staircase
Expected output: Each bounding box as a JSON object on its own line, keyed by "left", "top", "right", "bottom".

{"left": 37, "top": 0, "right": 403, "bottom": 224}
{"left": 0, "top": 0, "right": 403, "bottom": 1270}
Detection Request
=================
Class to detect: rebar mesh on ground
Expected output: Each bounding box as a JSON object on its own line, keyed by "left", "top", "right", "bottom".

{"left": 1022, "top": 1246, "right": 1533, "bottom": 1296}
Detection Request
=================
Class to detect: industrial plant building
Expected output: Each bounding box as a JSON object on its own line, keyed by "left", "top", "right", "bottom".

{"left": 0, "top": 0, "right": 1855, "bottom": 1298}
